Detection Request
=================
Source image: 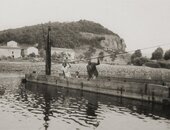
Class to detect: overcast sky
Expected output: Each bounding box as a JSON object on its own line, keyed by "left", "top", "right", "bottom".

{"left": 0, "top": 0, "right": 170, "bottom": 53}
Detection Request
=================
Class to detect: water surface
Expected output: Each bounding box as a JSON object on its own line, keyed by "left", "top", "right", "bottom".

{"left": 0, "top": 74, "right": 170, "bottom": 130}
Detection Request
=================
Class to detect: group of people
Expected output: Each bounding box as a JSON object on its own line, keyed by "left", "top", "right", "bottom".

{"left": 61, "top": 58, "right": 100, "bottom": 80}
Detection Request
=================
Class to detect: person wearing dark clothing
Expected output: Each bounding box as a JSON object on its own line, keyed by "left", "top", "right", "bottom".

{"left": 86, "top": 58, "right": 100, "bottom": 80}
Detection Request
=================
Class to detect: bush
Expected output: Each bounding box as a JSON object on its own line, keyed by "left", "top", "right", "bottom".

{"left": 28, "top": 52, "right": 36, "bottom": 58}
{"left": 151, "top": 47, "right": 163, "bottom": 60}
{"left": 145, "top": 62, "right": 161, "bottom": 68}
{"left": 132, "top": 57, "right": 148, "bottom": 66}
{"left": 158, "top": 61, "right": 170, "bottom": 69}
{"left": 164, "top": 49, "right": 170, "bottom": 60}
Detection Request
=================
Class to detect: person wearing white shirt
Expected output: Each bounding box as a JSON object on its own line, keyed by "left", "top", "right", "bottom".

{"left": 62, "top": 62, "right": 71, "bottom": 78}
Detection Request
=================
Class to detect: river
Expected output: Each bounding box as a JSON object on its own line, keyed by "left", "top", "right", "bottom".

{"left": 0, "top": 74, "right": 169, "bottom": 130}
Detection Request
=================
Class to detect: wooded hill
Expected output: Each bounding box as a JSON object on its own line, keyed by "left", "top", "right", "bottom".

{"left": 0, "top": 20, "right": 121, "bottom": 49}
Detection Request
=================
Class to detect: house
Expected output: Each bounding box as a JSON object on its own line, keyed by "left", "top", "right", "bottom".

{"left": 0, "top": 41, "right": 21, "bottom": 58}
{"left": 26, "top": 47, "right": 39, "bottom": 56}
{"left": 7, "top": 41, "right": 18, "bottom": 47}
{"left": 51, "top": 47, "right": 75, "bottom": 60}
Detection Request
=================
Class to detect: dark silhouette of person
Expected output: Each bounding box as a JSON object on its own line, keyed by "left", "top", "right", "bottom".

{"left": 87, "top": 58, "right": 100, "bottom": 80}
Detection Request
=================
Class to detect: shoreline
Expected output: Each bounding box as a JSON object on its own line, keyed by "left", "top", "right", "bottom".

{"left": 0, "top": 61, "right": 170, "bottom": 82}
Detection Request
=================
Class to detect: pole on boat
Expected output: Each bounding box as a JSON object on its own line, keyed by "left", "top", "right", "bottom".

{"left": 45, "top": 25, "right": 51, "bottom": 75}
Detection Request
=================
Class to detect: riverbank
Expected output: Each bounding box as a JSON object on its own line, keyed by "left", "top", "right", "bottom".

{"left": 0, "top": 61, "right": 170, "bottom": 82}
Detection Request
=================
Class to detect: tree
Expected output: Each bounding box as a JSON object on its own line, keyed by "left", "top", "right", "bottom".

{"left": 131, "top": 49, "right": 142, "bottom": 62}
{"left": 164, "top": 49, "right": 170, "bottom": 60}
{"left": 151, "top": 47, "right": 163, "bottom": 60}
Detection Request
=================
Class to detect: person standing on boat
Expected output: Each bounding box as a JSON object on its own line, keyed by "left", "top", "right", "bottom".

{"left": 62, "top": 61, "right": 71, "bottom": 78}
{"left": 87, "top": 58, "right": 100, "bottom": 80}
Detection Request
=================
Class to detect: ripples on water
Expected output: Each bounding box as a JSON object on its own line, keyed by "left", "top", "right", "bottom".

{"left": 0, "top": 74, "right": 170, "bottom": 130}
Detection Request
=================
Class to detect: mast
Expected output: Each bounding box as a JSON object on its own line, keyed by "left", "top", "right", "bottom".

{"left": 45, "top": 25, "right": 51, "bottom": 75}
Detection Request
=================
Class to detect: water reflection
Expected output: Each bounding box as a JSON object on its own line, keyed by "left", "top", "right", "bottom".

{"left": 24, "top": 82, "right": 170, "bottom": 130}
{"left": 25, "top": 83, "right": 101, "bottom": 129}
{"left": 21, "top": 83, "right": 53, "bottom": 130}
{"left": 43, "top": 88, "right": 52, "bottom": 130}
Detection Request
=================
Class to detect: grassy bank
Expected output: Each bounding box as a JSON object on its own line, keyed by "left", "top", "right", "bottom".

{"left": 0, "top": 61, "right": 170, "bottom": 82}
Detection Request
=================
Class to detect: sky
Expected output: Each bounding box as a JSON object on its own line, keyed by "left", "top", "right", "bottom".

{"left": 0, "top": 0, "right": 170, "bottom": 54}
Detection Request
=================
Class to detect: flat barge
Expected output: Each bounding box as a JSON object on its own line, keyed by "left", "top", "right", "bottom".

{"left": 25, "top": 73, "right": 170, "bottom": 104}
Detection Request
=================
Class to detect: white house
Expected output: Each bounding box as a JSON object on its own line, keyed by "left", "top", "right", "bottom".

{"left": 7, "top": 41, "right": 18, "bottom": 47}
{"left": 51, "top": 47, "right": 75, "bottom": 60}
{"left": 26, "top": 47, "right": 39, "bottom": 55}
{"left": 0, "top": 41, "right": 21, "bottom": 58}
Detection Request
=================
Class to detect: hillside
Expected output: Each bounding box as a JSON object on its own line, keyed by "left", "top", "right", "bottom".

{"left": 0, "top": 20, "right": 126, "bottom": 61}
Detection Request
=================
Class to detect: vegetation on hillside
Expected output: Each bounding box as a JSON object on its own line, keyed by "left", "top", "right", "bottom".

{"left": 0, "top": 20, "right": 117, "bottom": 49}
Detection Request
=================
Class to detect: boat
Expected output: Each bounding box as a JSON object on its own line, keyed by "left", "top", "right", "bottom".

{"left": 25, "top": 73, "right": 170, "bottom": 104}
